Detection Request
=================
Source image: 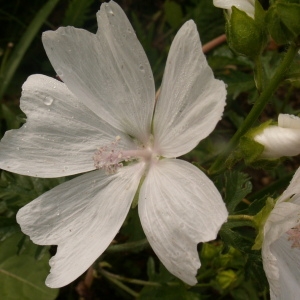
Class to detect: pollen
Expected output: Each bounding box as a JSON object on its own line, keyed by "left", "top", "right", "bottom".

{"left": 287, "top": 224, "right": 300, "bottom": 249}
{"left": 93, "top": 136, "right": 124, "bottom": 174}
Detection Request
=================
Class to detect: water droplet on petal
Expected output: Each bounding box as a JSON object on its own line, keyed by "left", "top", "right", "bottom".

{"left": 139, "top": 65, "right": 145, "bottom": 72}
{"left": 44, "top": 96, "right": 54, "bottom": 106}
{"left": 57, "top": 69, "right": 63, "bottom": 77}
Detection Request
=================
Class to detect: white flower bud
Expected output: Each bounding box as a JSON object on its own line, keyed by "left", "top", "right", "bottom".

{"left": 213, "top": 0, "right": 255, "bottom": 19}
{"left": 254, "top": 114, "right": 300, "bottom": 159}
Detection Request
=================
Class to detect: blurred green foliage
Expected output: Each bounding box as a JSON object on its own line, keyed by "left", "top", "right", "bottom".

{"left": 0, "top": 0, "right": 299, "bottom": 299}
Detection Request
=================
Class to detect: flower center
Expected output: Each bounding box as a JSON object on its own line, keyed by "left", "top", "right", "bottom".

{"left": 287, "top": 224, "right": 300, "bottom": 249}
{"left": 93, "top": 136, "right": 155, "bottom": 174}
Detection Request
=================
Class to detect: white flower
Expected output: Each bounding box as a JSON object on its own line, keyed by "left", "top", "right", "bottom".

{"left": 254, "top": 114, "right": 300, "bottom": 158}
{"left": 0, "top": 1, "right": 227, "bottom": 288}
{"left": 213, "top": 0, "right": 255, "bottom": 18}
{"left": 262, "top": 167, "right": 300, "bottom": 299}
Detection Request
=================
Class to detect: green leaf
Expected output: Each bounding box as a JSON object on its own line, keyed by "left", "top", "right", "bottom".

{"left": 0, "top": 218, "right": 20, "bottom": 242}
{"left": 244, "top": 253, "right": 268, "bottom": 293}
{"left": 0, "top": 233, "right": 58, "bottom": 300}
{"left": 192, "top": 0, "right": 225, "bottom": 44}
{"left": 63, "top": 0, "right": 94, "bottom": 27}
{"left": 230, "top": 280, "right": 260, "bottom": 300}
{"left": 220, "top": 223, "right": 255, "bottom": 253}
{"left": 266, "top": 5, "right": 294, "bottom": 45}
{"left": 276, "top": 3, "right": 300, "bottom": 36}
{"left": 0, "top": 0, "right": 60, "bottom": 99}
{"left": 0, "top": 171, "right": 65, "bottom": 207}
{"left": 219, "top": 171, "right": 252, "bottom": 214}
{"left": 140, "top": 258, "right": 200, "bottom": 300}
{"left": 164, "top": 1, "right": 183, "bottom": 29}
{"left": 218, "top": 70, "right": 256, "bottom": 100}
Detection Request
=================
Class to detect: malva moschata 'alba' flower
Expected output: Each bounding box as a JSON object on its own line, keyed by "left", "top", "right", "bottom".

{"left": 213, "top": 0, "right": 255, "bottom": 18}
{"left": 254, "top": 114, "right": 300, "bottom": 159}
{"left": 0, "top": 1, "right": 228, "bottom": 288}
{"left": 262, "top": 166, "right": 300, "bottom": 299}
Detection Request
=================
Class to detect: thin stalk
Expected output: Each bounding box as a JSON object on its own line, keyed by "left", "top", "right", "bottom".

{"left": 101, "top": 270, "right": 139, "bottom": 298}
{"left": 209, "top": 42, "right": 300, "bottom": 175}
{"left": 228, "top": 214, "right": 254, "bottom": 222}
{"left": 106, "top": 238, "right": 149, "bottom": 253}
{"left": 254, "top": 56, "right": 265, "bottom": 93}
{"left": 101, "top": 269, "right": 167, "bottom": 287}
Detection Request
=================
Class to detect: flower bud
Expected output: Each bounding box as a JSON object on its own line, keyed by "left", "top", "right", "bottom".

{"left": 253, "top": 114, "right": 300, "bottom": 158}
{"left": 214, "top": 1, "right": 267, "bottom": 59}
{"left": 213, "top": 0, "right": 255, "bottom": 18}
{"left": 215, "top": 269, "right": 237, "bottom": 290}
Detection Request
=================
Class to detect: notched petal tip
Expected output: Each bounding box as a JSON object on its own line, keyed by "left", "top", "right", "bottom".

{"left": 139, "top": 159, "right": 227, "bottom": 285}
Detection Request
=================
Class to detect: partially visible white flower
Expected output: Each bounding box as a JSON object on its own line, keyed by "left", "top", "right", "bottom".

{"left": 0, "top": 1, "right": 227, "bottom": 288}
{"left": 254, "top": 114, "right": 300, "bottom": 158}
{"left": 213, "top": 0, "right": 255, "bottom": 18}
{"left": 262, "top": 167, "right": 300, "bottom": 299}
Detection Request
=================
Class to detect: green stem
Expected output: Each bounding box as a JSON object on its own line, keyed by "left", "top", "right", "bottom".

{"left": 228, "top": 214, "right": 254, "bottom": 222}
{"left": 101, "top": 270, "right": 139, "bottom": 298}
{"left": 254, "top": 56, "right": 264, "bottom": 93}
{"left": 106, "top": 238, "right": 149, "bottom": 253}
{"left": 101, "top": 269, "right": 164, "bottom": 287}
{"left": 209, "top": 42, "right": 299, "bottom": 175}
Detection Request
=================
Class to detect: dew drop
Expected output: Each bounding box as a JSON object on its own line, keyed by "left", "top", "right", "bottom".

{"left": 57, "top": 69, "right": 63, "bottom": 77}
{"left": 44, "top": 96, "right": 54, "bottom": 106}
{"left": 139, "top": 65, "right": 145, "bottom": 72}
{"left": 108, "top": 8, "right": 114, "bottom": 15}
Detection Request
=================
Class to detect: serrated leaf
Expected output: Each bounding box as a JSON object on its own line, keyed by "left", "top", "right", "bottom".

{"left": 0, "top": 171, "right": 66, "bottom": 207}
{"left": 223, "top": 171, "right": 252, "bottom": 214}
{"left": 244, "top": 253, "right": 268, "bottom": 292}
{"left": 0, "top": 233, "right": 58, "bottom": 300}
{"left": 220, "top": 223, "right": 254, "bottom": 253}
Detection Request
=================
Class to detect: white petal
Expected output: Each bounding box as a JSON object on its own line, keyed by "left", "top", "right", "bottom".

{"left": 42, "top": 2, "right": 155, "bottom": 143}
{"left": 0, "top": 75, "right": 134, "bottom": 177}
{"left": 153, "top": 21, "right": 226, "bottom": 158}
{"left": 138, "top": 159, "right": 227, "bottom": 285}
{"left": 213, "top": 0, "right": 255, "bottom": 18}
{"left": 269, "top": 233, "right": 300, "bottom": 300}
{"left": 16, "top": 162, "right": 145, "bottom": 288}
{"left": 278, "top": 114, "right": 300, "bottom": 129}
{"left": 262, "top": 202, "right": 300, "bottom": 298}
{"left": 254, "top": 126, "right": 300, "bottom": 159}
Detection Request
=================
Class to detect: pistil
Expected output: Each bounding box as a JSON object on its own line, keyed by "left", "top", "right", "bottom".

{"left": 93, "top": 136, "right": 153, "bottom": 174}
